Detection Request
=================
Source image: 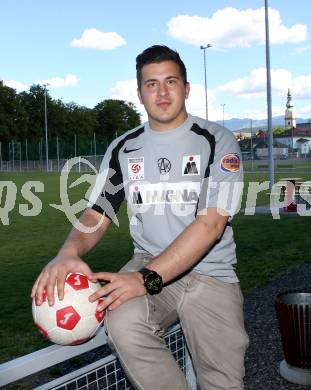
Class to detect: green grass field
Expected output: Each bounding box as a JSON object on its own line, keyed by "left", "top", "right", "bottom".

{"left": 0, "top": 168, "right": 310, "bottom": 364}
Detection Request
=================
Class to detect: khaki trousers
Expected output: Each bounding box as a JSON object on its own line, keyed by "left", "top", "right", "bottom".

{"left": 105, "top": 254, "right": 249, "bottom": 390}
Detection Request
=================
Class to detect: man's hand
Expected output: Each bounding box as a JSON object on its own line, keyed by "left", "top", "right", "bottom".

{"left": 88, "top": 272, "right": 146, "bottom": 311}
{"left": 31, "top": 255, "right": 92, "bottom": 306}
{"left": 31, "top": 208, "right": 111, "bottom": 307}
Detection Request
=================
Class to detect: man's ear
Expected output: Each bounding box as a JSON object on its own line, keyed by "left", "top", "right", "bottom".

{"left": 137, "top": 88, "right": 142, "bottom": 104}
{"left": 185, "top": 82, "right": 190, "bottom": 99}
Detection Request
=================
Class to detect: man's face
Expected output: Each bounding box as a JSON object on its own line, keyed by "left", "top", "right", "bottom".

{"left": 137, "top": 60, "right": 190, "bottom": 131}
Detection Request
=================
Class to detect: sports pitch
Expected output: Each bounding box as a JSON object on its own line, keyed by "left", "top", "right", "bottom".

{"left": 0, "top": 169, "right": 310, "bottom": 363}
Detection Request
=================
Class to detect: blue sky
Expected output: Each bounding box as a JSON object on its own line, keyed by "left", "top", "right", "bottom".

{"left": 1, "top": 0, "right": 310, "bottom": 122}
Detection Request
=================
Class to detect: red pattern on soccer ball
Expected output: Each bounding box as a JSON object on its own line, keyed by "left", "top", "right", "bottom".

{"left": 35, "top": 323, "right": 49, "bottom": 340}
{"left": 70, "top": 338, "right": 89, "bottom": 345}
{"left": 66, "top": 273, "right": 89, "bottom": 290}
{"left": 56, "top": 306, "right": 81, "bottom": 330}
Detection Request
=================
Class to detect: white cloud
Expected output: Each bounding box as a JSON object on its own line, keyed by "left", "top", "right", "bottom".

{"left": 36, "top": 74, "right": 79, "bottom": 88}
{"left": 186, "top": 83, "right": 219, "bottom": 120}
{"left": 108, "top": 79, "right": 139, "bottom": 105}
{"left": 108, "top": 79, "right": 145, "bottom": 118}
{"left": 292, "top": 75, "right": 311, "bottom": 99}
{"left": 3, "top": 80, "right": 28, "bottom": 91}
{"left": 70, "top": 28, "right": 126, "bottom": 50}
{"left": 217, "top": 68, "right": 291, "bottom": 98}
{"left": 217, "top": 68, "right": 311, "bottom": 100}
{"left": 185, "top": 83, "right": 206, "bottom": 118}
{"left": 168, "top": 7, "right": 307, "bottom": 49}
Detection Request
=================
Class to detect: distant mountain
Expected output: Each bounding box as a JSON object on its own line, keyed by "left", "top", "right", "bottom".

{"left": 216, "top": 116, "right": 311, "bottom": 131}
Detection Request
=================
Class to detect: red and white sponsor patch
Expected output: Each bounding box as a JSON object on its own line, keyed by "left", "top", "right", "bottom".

{"left": 220, "top": 153, "right": 241, "bottom": 173}
{"left": 128, "top": 157, "right": 144, "bottom": 180}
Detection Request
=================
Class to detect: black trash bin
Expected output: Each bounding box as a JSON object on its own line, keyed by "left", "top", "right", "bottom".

{"left": 275, "top": 289, "right": 311, "bottom": 385}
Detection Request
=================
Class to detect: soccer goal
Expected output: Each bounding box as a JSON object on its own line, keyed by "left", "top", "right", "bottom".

{"left": 0, "top": 322, "right": 197, "bottom": 389}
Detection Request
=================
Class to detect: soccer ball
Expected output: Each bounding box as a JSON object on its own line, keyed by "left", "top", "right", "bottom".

{"left": 32, "top": 272, "right": 105, "bottom": 345}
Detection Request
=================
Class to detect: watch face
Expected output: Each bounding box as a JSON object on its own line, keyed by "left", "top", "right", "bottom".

{"left": 146, "top": 273, "right": 163, "bottom": 294}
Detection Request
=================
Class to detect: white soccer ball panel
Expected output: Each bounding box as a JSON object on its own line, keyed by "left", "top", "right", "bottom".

{"left": 52, "top": 287, "right": 98, "bottom": 317}
{"left": 72, "top": 316, "right": 99, "bottom": 341}
{"left": 32, "top": 300, "right": 57, "bottom": 331}
{"left": 48, "top": 327, "right": 75, "bottom": 345}
{"left": 52, "top": 287, "right": 77, "bottom": 310}
{"left": 73, "top": 289, "right": 99, "bottom": 317}
{"left": 88, "top": 280, "right": 102, "bottom": 293}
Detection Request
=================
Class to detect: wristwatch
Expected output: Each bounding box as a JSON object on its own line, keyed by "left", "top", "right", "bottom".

{"left": 138, "top": 268, "right": 163, "bottom": 295}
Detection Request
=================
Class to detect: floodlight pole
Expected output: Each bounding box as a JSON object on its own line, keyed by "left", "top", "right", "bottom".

{"left": 94, "top": 132, "right": 97, "bottom": 168}
{"left": 43, "top": 83, "right": 50, "bottom": 172}
{"left": 56, "top": 136, "right": 60, "bottom": 172}
{"left": 12, "top": 141, "right": 15, "bottom": 170}
{"left": 200, "top": 44, "right": 212, "bottom": 121}
{"left": 25, "top": 139, "right": 28, "bottom": 170}
{"left": 250, "top": 119, "right": 254, "bottom": 171}
{"left": 264, "top": 0, "right": 274, "bottom": 189}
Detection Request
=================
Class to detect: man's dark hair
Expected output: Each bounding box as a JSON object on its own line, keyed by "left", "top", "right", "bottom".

{"left": 136, "top": 45, "right": 187, "bottom": 89}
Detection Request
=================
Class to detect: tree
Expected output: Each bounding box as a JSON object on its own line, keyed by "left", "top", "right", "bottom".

{"left": 0, "top": 82, "right": 18, "bottom": 141}
{"left": 64, "top": 102, "right": 97, "bottom": 139}
{"left": 94, "top": 99, "right": 141, "bottom": 143}
{"left": 0, "top": 86, "right": 141, "bottom": 158}
{"left": 273, "top": 127, "right": 286, "bottom": 136}
{"left": 19, "top": 84, "right": 50, "bottom": 140}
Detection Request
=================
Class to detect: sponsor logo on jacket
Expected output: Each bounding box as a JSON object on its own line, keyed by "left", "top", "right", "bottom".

{"left": 220, "top": 154, "right": 240, "bottom": 173}
{"left": 130, "top": 182, "right": 201, "bottom": 205}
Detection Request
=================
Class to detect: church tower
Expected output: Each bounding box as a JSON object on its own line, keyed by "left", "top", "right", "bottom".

{"left": 284, "top": 89, "right": 296, "bottom": 129}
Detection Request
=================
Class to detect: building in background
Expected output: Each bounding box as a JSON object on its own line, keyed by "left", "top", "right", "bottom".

{"left": 233, "top": 89, "right": 310, "bottom": 159}
{"left": 274, "top": 90, "right": 311, "bottom": 157}
{"left": 284, "top": 89, "right": 296, "bottom": 130}
{"left": 254, "top": 140, "right": 288, "bottom": 160}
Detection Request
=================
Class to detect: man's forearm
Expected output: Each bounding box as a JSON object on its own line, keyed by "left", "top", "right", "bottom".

{"left": 59, "top": 208, "right": 111, "bottom": 258}
{"left": 146, "top": 210, "right": 228, "bottom": 284}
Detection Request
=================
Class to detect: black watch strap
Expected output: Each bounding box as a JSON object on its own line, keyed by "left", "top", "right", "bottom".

{"left": 138, "top": 267, "right": 154, "bottom": 279}
{"left": 138, "top": 267, "right": 163, "bottom": 295}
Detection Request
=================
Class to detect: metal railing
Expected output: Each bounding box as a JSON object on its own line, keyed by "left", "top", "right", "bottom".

{"left": 0, "top": 323, "right": 197, "bottom": 389}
